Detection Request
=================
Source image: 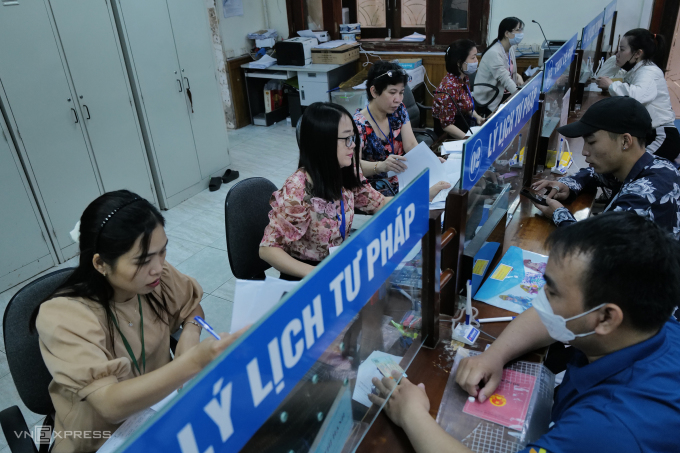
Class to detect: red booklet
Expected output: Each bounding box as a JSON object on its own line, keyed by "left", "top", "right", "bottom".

{"left": 463, "top": 369, "right": 536, "bottom": 430}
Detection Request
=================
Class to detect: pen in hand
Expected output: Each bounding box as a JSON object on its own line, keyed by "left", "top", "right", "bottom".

{"left": 193, "top": 316, "right": 221, "bottom": 340}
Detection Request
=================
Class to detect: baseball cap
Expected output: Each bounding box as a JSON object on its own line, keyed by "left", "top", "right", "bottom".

{"left": 557, "top": 96, "right": 652, "bottom": 139}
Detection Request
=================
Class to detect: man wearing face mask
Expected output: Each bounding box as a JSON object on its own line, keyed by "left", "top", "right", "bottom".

{"left": 367, "top": 212, "right": 680, "bottom": 453}
{"left": 596, "top": 29, "right": 679, "bottom": 161}
{"left": 531, "top": 96, "right": 680, "bottom": 239}
{"left": 473, "top": 17, "right": 525, "bottom": 116}
{"left": 433, "top": 39, "right": 487, "bottom": 139}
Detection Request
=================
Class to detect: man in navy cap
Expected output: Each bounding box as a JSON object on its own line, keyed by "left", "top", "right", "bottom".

{"left": 532, "top": 96, "right": 680, "bottom": 238}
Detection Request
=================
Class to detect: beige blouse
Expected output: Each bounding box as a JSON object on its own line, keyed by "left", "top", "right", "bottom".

{"left": 36, "top": 262, "right": 202, "bottom": 452}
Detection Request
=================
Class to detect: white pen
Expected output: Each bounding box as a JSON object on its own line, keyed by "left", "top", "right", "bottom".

{"left": 194, "top": 316, "right": 221, "bottom": 340}
{"left": 478, "top": 316, "right": 516, "bottom": 323}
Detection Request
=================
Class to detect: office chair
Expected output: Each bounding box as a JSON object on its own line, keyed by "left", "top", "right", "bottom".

{"left": 471, "top": 82, "right": 500, "bottom": 117}
{"left": 0, "top": 267, "right": 74, "bottom": 453}
{"left": 402, "top": 85, "right": 440, "bottom": 147}
{"left": 224, "top": 177, "right": 278, "bottom": 280}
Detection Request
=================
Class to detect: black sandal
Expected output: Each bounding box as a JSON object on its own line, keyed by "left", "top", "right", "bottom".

{"left": 221, "top": 169, "right": 239, "bottom": 184}
{"left": 209, "top": 176, "right": 222, "bottom": 192}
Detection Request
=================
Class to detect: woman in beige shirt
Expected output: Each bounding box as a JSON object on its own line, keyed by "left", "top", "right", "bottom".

{"left": 33, "top": 190, "right": 243, "bottom": 452}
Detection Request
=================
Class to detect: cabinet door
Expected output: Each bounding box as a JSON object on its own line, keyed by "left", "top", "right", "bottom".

{"left": 116, "top": 0, "right": 202, "bottom": 198}
{"left": 50, "top": 0, "right": 156, "bottom": 203}
{"left": 166, "top": 0, "right": 231, "bottom": 179}
{"left": 0, "top": 1, "right": 100, "bottom": 253}
{"left": 0, "top": 117, "right": 54, "bottom": 283}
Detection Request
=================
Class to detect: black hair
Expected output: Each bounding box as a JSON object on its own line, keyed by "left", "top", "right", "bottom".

{"left": 545, "top": 211, "right": 680, "bottom": 332}
{"left": 446, "top": 39, "right": 477, "bottom": 76}
{"left": 482, "top": 16, "right": 524, "bottom": 57}
{"left": 30, "top": 190, "right": 171, "bottom": 353}
{"left": 298, "top": 102, "right": 363, "bottom": 201}
{"left": 365, "top": 61, "right": 409, "bottom": 100}
{"left": 622, "top": 28, "right": 666, "bottom": 68}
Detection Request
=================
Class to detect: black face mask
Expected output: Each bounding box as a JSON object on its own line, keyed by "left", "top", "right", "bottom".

{"left": 621, "top": 55, "right": 638, "bottom": 71}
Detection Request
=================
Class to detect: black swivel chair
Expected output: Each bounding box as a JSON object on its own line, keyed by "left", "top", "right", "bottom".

{"left": 402, "top": 85, "right": 440, "bottom": 147}
{"left": 471, "top": 82, "right": 500, "bottom": 117}
{"left": 0, "top": 268, "right": 74, "bottom": 453}
{"left": 224, "top": 177, "right": 278, "bottom": 280}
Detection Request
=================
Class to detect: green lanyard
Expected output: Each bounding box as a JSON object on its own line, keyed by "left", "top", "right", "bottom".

{"left": 108, "top": 295, "right": 146, "bottom": 376}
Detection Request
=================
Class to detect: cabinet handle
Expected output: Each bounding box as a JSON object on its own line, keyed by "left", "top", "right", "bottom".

{"left": 83, "top": 105, "right": 91, "bottom": 119}
{"left": 177, "top": 79, "right": 183, "bottom": 92}
{"left": 183, "top": 76, "right": 191, "bottom": 90}
{"left": 71, "top": 108, "right": 79, "bottom": 123}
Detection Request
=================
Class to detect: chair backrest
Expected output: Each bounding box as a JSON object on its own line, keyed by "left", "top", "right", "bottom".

{"left": 402, "top": 85, "right": 420, "bottom": 127}
{"left": 225, "top": 177, "right": 278, "bottom": 280}
{"left": 3, "top": 268, "right": 75, "bottom": 415}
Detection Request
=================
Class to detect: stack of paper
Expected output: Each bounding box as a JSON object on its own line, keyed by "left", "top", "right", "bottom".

{"left": 387, "top": 142, "right": 446, "bottom": 191}
{"left": 399, "top": 32, "right": 426, "bottom": 42}
{"left": 230, "top": 277, "right": 299, "bottom": 333}
{"left": 430, "top": 157, "right": 462, "bottom": 207}
{"left": 247, "top": 29, "right": 278, "bottom": 40}
{"left": 250, "top": 54, "right": 277, "bottom": 69}
{"left": 441, "top": 141, "right": 464, "bottom": 155}
{"left": 314, "top": 40, "right": 352, "bottom": 49}
{"left": 464, "top": 126, "right": 482, "bottom": 137}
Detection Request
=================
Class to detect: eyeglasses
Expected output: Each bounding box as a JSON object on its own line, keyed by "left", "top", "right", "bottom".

{"left": 338, "top": 135, "right": 356, "bottom": 148}
{"left": 374, "top": 69, "right": 410, "bottom": 81}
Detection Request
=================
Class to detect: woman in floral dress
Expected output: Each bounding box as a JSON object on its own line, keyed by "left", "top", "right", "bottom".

{"left": 259, "top": 102, "right": 388, "bottom": 281}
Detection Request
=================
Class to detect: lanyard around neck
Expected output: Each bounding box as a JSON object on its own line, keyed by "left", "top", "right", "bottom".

{"left": 337, "top": 198, "right": 346, "bottom": 239}
{"left": 108, "top": 295, "right": 146, "bottom": 376}
{"left": 367, "top": 106, "right": 395, "bottom": 153}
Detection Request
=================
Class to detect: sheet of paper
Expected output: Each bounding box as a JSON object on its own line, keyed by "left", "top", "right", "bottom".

{"left": 97, "top": 409, "right": 155, "bottom": 453}
{"left": 462, "top": 369, "right": 536, "bottom": 430}
{"left": 399, "top": 32, "right": 426, "bottom": 42}
{"left": 250, "top": 54, "right": 277, "bottom": 69}
{"left": 314, "top": 40, "right": 351, "bottom": 49}
{"left": 150, "top": 389, "right": 178, "bottom": 412}
{"left": 352, "top": 351, "right": 403, "bottom": 407}
{"left": 230, "top": 277, "right": 299, "bottom": 333}
{"left": 297, "top": 29, "right": 317, "bottom": 38}
{"left": 430, "top": 157, "right": 462, "bottom": 204}
{"left": 441, "top": 140, "right": 464, "bottom": 155}
{"left": 223, "top": 0, "right": 243, "bottom": 18}
{"left": 387, "top": 142, "right": 446, "bottom": 191}
{"left": 464, "top": 126, "right": 482, "bottom": 138}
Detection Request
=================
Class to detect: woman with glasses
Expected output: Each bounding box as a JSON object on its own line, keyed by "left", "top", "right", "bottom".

{"left": 259, "top": 102, "right": 388, "bottom": 281}
{"left": 354, "top": 61, "right": 450, "bottom": 198}
{"left": 433, "top": 39, "right": 487, "bottom": 139}
{"left": 474, "top": 17, "right": 525, "bottom": 116}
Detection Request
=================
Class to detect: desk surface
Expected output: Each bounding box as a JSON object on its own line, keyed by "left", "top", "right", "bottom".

{"left": 240, "top": 62, "right": 351, "bottom": 72}
{"left": 358, "top": 179, "right": 595, "bottom": 452}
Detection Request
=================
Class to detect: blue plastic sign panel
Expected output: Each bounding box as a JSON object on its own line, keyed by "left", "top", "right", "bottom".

{"left": 117, "top": 171, "right": 430, "bottom": 453}
{"left": 542, "top": 34, "right": 578, "bottom": 93}
{"left": 461, "top": 75, "right": 541, "bottom": 190}
{"left": 604, "top": 0, "right": 617, "bottom": 24}
{"left": 581, "top": 11, "right": 604, "bottom": 49}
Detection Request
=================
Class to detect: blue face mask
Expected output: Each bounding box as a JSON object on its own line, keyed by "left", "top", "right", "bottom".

{"left": 509, "top": 32, "right": 524, "bottom": 46}
{"left": 462, "top": 61, "right": 478, "bottom": 75}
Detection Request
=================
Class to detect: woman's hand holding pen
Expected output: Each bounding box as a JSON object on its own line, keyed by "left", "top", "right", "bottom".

{"left": 186, "top": 326, "right": 249, "bottom": 370}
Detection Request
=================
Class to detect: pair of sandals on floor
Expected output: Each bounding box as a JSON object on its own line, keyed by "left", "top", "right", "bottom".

{"left": 209, "top": 169, "right": 240, "bottom": 191}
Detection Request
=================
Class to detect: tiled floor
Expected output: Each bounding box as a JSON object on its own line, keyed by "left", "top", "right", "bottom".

{"left": 0, "top": 121, "right": 299, "bottom": 452}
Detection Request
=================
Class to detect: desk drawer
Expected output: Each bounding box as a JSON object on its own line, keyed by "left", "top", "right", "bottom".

{"left": 297, "top": 71, "right": 329, "bottom": 84}
{"left": 299, "top": 81, "right": 330, "bottom": 106}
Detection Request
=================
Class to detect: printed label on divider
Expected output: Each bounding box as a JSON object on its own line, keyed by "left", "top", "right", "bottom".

{"left": 115, "top": 171, "right": 431, "bottom": 453}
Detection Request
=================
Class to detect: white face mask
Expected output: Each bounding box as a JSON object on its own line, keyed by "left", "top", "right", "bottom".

{"left": 509, "top": 32, "right": 524, "bottom": 46}
{"left": 532, "top": 288, "right": 605, "bottom": 343}
{"left": 462, "top": 61, "right": 478, "bottom": 75}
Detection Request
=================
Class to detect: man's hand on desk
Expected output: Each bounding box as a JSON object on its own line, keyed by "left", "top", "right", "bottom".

{"left": 455, "top": 353, "right": 505, "bottom": 403}
{"left": 531, "top": 180, "right": 569, "bottom": 201}
{"left": 533, "top": 197, "right": 564, "bottom": 218}
{"left": 368, "top": 373, "right": 430, "bottom": 428}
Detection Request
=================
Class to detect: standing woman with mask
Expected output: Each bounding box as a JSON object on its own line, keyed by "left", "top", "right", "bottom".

{"left": 473, "top": 17, "right": 525, "bottom": 116}
{"left": 33, "top": 191, "right": 244, "bottom": 452}
{"left": 433, "top": 39, "right": 487, "bottom": 139}
{"left": 596, "top": 29, "right": 679, "bottom": 162}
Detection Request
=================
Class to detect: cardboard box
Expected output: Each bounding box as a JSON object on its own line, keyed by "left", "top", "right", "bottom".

{"left": 264, "top": 88, "right": 284, "bottom": 112}
{"left": 398, "top": 58, "right": 422, "bottom": 70}
{"left": 311, "top": 43, "right": 360, "bottom": 65}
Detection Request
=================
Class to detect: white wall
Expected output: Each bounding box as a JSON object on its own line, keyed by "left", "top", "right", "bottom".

{"left": 216, "top": 0, "right": 289, "bottom": 57}
{"left": 488, "top": 0, "right": 654, "bottom": 48}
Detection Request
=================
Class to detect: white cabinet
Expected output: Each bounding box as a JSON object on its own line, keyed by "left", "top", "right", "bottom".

{"left": 113, "top": 0, "right": 231, "bottom": 208}
{"left": 0, "top": 115, "right": 57, "bottom": 293}
{"left": 0, "top": 0, "right": 157, "bottom": 262}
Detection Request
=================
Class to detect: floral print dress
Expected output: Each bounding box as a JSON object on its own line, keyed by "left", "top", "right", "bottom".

{"left": 354, "top": 103, "right": 410, "bottom": 195}
{"left": 432, "top": 73, "right": 475, "bottom": 129}
{"left": 260, "top": 168, "right": 384, "bottom": 263}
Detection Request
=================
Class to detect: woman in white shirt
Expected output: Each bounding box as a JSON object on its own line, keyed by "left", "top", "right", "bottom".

{"left": 597, "top": 29, "right": 679, "bottom": 162}
{"left": 473, "top": 17, "right": 525, "bottom": 116}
